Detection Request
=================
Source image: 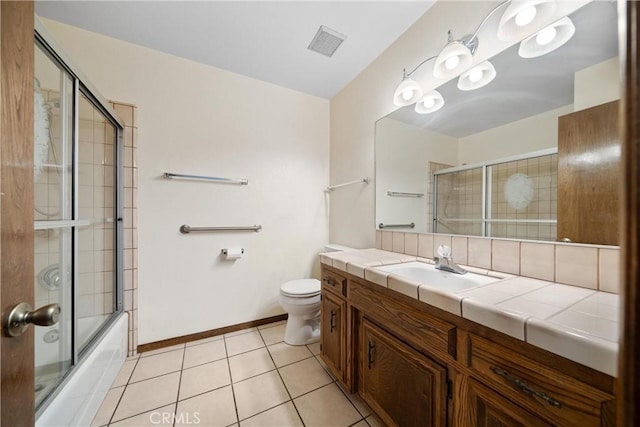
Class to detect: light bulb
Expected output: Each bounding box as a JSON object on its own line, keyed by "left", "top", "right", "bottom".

{"left": 401, "top": 90, "right": 414, "bottom": 101}
{"left": 423, "top": 97, "right": 435, "bottom": 108}
{"left": 445, "top": 55, "right": 460, "bottom": 70}
{"left": 515, "top": 6, "right": 537, "bottom": 27}
{"left": 468, "top": 68, "right": 483, "bottom": 83}
{"left": 535, "top": 26, "right": 557, "bottom": 46}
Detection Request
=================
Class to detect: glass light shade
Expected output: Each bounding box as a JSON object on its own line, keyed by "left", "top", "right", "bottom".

{"left": 433, "top": 41, "right": 473, "bottom": 79}
{"left": 393, "top": 77, "right": 424, "bottom": 106}
{"left": 414, "top": 90, "right": 444, "bottom": 114}
{"left": 497, "top": 0, "right": 557, "bottom": 41}
{"left": 457, "top": 61, "right": 497, "bottom": 91}
{"left": 518, "top": 17, "right": 575, "bottom": 58}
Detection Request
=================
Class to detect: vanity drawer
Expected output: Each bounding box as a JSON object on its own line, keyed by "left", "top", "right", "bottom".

{"left": 350, "top": 279, "right": 456, "bottom": 361}
{"left": 321, "top": 269, "right": 347, "bottom": 297}
{"left": 468, "top": 334, "right": 615, "bottom": 427}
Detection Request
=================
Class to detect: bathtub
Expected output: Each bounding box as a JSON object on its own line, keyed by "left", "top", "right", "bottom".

{"left": 37, "top": 312, "right": 127, "bottom": 427}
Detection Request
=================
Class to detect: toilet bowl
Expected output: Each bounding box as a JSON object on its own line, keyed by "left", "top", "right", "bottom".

{"left": 279, "top": 279, "right": 321, "bottom": 345}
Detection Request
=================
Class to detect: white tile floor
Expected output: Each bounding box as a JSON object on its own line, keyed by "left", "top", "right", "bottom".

{"left": 92, "top": 321, "right": 384, "bottom": 427}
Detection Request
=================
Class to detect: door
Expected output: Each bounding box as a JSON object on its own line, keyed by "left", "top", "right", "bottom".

{"left": 1, "top": 1, "right": 36, "bottom": 426}
{"left": 557, "top": 100, "right": 620, "bottom": 245}
{"left": 360, "top": 319, "right": 447, "bottom": 427}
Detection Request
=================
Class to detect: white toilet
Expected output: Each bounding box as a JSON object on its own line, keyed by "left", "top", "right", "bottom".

{"left": 279, "top": 244, "right": 354, "bottom": 346}
{"left": 279, "top": 279, "right": 321, "bottom": 345}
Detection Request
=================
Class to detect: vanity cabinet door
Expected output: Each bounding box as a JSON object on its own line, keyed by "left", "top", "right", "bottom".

{"left": 320, "top": 291, "right": 345, "bottom": 381}
{"left": 463, "top": 377, "right": 552, "bottom": 427}
{"left": 360, "top": 319, "right": 447, "bottom": 427}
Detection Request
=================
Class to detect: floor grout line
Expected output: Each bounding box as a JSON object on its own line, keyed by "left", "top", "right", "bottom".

{"left": 257, "top": 326, "right": 306, "bottom": 426}
{"left": 106, "top": 354, "right": 140, "bottom": 426}
{"left": 223, "top": 334, "right": 241, "bottom": 426}
{"left": 172, "top": 344, "right": 187, "bottom": 427}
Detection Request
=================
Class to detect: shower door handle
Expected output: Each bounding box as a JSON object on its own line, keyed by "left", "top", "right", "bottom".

{"left": 3, "top": 302, "right": 60, "bottom": 337}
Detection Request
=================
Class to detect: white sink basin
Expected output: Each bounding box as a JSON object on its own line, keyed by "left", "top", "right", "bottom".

{"left": 375, "top": 261, "right": 499, "bottom": 292}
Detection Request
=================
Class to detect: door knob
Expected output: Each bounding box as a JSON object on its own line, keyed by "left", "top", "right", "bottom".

{"left": 3, "top": 302, "right": 60, "bottom": 337}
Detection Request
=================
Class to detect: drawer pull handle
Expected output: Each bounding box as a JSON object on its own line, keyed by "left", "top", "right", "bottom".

{"left": 322, "top": 278, "right": 337, "bottom": 287}
{"left": 330, "top": 310, "right": 336, "bottom": 332}
{"left": 490, "top": 366, "right": 562, "bottom": 408}
{"left": 368, "top": 341, "right": 375, "bottom": 369}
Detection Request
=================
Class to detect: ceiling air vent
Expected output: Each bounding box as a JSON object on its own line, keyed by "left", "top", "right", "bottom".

{"left": 308, "top": 25, "right": 346, "bottom": 57}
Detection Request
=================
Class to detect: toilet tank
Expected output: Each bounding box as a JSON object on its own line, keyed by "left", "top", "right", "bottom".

{"left": 324, "top": 243, "right": 355, "bottom": 252}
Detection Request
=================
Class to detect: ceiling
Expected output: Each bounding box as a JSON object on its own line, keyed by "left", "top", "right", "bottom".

{"left": 35, "top": 1, "right": 435, "bottom": 99}
{"left": 387, "top": 0, "right": 619, "bottom": 138}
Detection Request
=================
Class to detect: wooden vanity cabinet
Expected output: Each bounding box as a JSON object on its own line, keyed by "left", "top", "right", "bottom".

{"left": 360, "top": 318, "right": 447, "bottom": 427}
{"left": 319, "top": 265, "right": 616, "bottom": 426}
{"left": 320, "top": 291, "right": 346, "bottom": 381}
{"left": 320, "top": 268, "right": 353, "bottom": 388}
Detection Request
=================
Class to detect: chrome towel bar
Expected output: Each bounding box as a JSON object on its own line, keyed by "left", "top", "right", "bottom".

{"left": 326, "top": 177, "right": 370, "bottom": 191}
{"left": 378, "top": 222, "right": 415, "bottom": 229}
{"left": 387, "top": 191, "right": 424, "bottom": 197}
{"left": 164, "top": 172, "right": 248, "bottom": 185}
{"left": 180, "top": 224, "right": 262, "bottom": 234}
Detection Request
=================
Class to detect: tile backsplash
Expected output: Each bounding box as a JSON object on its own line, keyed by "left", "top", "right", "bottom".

{"left": 377, "top": 230, "right": 620, "bottom": 294}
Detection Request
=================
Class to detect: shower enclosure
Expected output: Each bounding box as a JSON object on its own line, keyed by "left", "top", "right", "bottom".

{"left": 34, "top": 25, "right": 124, "bottom": 415}
{"left": 433, "top": 150, "right": 558, "bottom": 241}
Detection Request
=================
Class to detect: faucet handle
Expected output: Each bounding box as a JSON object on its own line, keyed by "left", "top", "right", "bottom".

{"left": 437, "top": 245, "right": 452, "bottom": 258}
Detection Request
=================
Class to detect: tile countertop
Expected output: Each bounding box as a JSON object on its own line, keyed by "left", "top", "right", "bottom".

{"left": 320, "top": 249, "right": 619, "bottom": 377}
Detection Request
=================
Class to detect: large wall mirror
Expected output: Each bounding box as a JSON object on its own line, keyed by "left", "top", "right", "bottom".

{"left": 375, "top": 0, "right": 619, "bottom": 246}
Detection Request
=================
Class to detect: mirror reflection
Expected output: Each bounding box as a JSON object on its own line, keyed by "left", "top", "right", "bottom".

{"left": 375, "top": 1, "right": 619, "bottom": 245}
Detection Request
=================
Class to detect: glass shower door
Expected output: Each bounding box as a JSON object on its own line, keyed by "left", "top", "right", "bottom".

{"left": 34, "top": 41, "right": 74, "bottom": 407}
{"left": 34, "top": 36, "right": 123, "bottom": 412}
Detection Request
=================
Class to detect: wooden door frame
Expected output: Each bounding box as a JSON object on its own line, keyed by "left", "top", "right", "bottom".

{"left": 619, "top": 0, "right": 640, "bottom": 425}
{"left": 0, "top": 1, "right": 35, "bottom": 425}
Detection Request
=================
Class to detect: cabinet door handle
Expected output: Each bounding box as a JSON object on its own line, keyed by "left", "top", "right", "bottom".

{"left": 330, "top": 310, "right": 336, "bottom": 332}
{"left": 490, "top": 366, "right": 562, "bottom": 408}
{"left": 368, "top": 341, "right": 375, "bottom": 369}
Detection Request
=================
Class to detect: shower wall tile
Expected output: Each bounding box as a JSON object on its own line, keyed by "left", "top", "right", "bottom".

{"left": 375, "top": 231, "right": 382, "bottom": 249}
{"left": 113, "top": 102, "right": 139, "bottom": 356}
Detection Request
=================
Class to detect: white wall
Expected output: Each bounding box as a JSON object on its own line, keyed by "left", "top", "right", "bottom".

{"left": 458, "top": 105, "right": 573, "bottom": 164}
{"left": 574, "top": 57, "right": 620, "bottom": 111}
{"left": 42, "top": 19, "right": 330, "bottom": 344}
{"left": 375, "top": 119, "right": 457, "bottom": 233}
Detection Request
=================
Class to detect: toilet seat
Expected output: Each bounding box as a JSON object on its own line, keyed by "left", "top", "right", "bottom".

{"left": 280, "top": 279, "right": 320, "bottom": 298}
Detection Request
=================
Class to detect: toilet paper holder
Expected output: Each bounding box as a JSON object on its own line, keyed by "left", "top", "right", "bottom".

{"left": 221, "top": 248, "right": 244, "bottom": 256}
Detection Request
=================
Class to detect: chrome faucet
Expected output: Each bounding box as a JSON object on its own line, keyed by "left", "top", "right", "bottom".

{"left": 434, "top": 245, "right": 467, "bottom": 275}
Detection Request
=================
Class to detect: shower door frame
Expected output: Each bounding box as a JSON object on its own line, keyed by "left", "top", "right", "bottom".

{"left": 31, "top": 19, "right": 125, "bottom": 416}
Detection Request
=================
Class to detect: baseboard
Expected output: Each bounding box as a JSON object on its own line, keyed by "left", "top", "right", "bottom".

{"left": 137, "top": 314, "right": 288, "bottom": 354}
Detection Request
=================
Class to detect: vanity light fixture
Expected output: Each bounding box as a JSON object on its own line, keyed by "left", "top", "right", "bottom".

{"left": 497, "top": 0, "right": 557, "bottom": 41}
{"left": 393, "top": 69, "right": 426, "bottom": 107}
{"left": 414, "top": 90, "right": 444, "bottom": 114}
{"left": 518, "top": 16, "right": 575, "bottom": 58}
{"left": 392, "top": 0, "right": 569, "bottom": 109}
{"left": 457, "top": 61, "right": 497, "bottom": 91}
{"left": 433, "top": 32, "right": 478, "bottom": 79}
